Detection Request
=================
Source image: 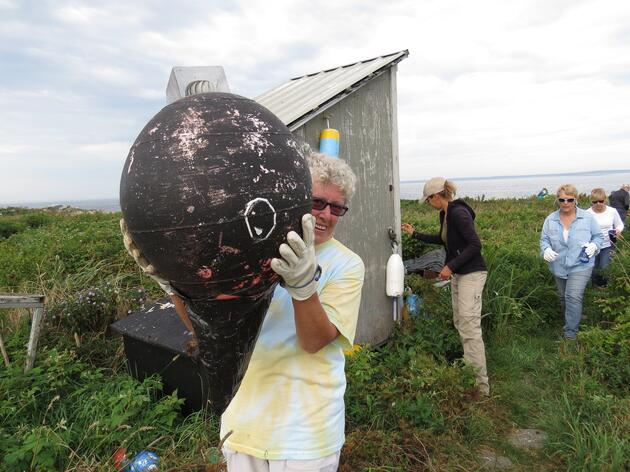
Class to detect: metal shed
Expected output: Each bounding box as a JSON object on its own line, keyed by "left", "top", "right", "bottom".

{"left": 256, "top": 50, "right": 409, "bottom": 345}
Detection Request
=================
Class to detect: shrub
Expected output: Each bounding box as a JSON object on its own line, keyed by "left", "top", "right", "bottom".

{"left": 0, "top": 220, "right": 25, "bottom": 240}
{"left": 24, "top": 211, "right": 54, "bottom": 229}
{"left": 48, "top": 283, "right": 146, "bottom": 335}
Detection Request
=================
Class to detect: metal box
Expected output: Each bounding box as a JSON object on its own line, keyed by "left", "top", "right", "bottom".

{"left": 111, "top": 299, "right": 208, "bottom": 414}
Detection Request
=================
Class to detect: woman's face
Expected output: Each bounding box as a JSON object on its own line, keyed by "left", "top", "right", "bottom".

{"left": 557, "top": 190, "right": 577, "bottom": 214}
{"left": 311, "top": 182, "right": 346, "bottom": 245}
{"left": 425, "top": 193, "right": 443, "bottom": 210}
{"left": 590, "top": 196, "right": 606, "bottom": 212}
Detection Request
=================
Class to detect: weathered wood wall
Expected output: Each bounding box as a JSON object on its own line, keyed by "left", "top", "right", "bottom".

{"left": 293, "top": 68, "right": 401, "bottom": 345}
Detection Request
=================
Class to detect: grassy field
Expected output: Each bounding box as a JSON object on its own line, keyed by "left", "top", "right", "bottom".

{"left": 0, "top": 199, "right": 628, "bottom": 471}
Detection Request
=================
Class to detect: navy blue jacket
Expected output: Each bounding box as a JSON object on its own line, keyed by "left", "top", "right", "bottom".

{"left": 412, "top": 199, "right": 486, "bottom": 274}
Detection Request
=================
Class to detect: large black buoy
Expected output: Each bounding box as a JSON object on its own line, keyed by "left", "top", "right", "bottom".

{"left": 120, "top": 92, "right": 311, "bottom": 414}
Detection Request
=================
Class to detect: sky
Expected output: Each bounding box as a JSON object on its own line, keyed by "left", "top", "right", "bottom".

{"left": 1, "top": 0, "right": 630, "bottom": 203}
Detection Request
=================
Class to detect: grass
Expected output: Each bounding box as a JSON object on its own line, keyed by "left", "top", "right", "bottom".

{"left": 1, "top": 199, "right": 629, "bottom": 471}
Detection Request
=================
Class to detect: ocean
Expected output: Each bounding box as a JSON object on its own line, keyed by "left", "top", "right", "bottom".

{"left": 4, "top": 170, "right": 630, "bottom": 212}
{"left": 400, "top": 170, "right": 630, "bottom": 201}
{"left": 1, "top": 198, "right": 121, "bottom": 213}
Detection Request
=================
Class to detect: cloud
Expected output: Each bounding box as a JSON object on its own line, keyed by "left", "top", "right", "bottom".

{"left": 1, "top": 0, "right": 630, "bottom": 203}
{"left": 90, "top": 66, "right": 139, "bottom": 86}
{"left": 0, "top": 0, "right": 17, "bottom": 10}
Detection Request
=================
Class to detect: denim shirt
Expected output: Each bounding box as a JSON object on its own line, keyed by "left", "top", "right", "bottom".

{"left": 540, "top": 208, "right": 603, "bottom": 277}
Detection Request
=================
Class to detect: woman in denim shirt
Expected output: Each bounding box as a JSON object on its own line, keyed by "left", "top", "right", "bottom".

{"left": 540, "top": 184, "right": 603, "bottom": 339}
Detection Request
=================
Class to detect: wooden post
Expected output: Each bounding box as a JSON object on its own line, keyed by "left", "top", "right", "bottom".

{"left": 0, "top": 332, "right": 9, "bottom": 367}
{"left": 25, "top": 306, "right": 45, "bottom": 373}
{"left": 0, "top": 294, "right": 46, "bottom": 373}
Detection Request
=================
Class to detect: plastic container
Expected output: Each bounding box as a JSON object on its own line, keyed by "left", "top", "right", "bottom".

{"left": 124, "top": 451, "right": 159, "bottom": 472}
{"left": 405, "top": 293, "right": 421, "bottom": 317}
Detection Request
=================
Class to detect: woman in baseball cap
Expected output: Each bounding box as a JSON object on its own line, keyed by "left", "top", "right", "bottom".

{"left": 401, "top": 177, "right": 489, "bottom": 396}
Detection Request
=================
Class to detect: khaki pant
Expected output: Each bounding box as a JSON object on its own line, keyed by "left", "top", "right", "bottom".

{"left": 451, "top": 271, "right": 489, "bottom": 395}
{"left": 223, "top": 447, "right": 341, "bottom": 472}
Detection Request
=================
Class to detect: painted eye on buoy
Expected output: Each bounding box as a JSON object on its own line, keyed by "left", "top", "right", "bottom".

{"left": 244, "top": 197, "right": 277, "bottom": 240}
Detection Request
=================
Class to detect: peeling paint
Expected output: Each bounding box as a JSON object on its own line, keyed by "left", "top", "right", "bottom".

{"left": 148, "top": 123, "right": 161, "bottom": 135}
{"left": 126, "top": 149, "right": 135, "bottom": 174}
{"left": 170, "top": 108, "right": 209, "bottom": 160}
{"left": 197, "top": 266, "right": 213, "bottom": 279}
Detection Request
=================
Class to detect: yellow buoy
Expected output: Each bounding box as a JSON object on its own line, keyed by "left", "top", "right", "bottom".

{"left": 319, "top": 128, "right": 340, "bottom": 157}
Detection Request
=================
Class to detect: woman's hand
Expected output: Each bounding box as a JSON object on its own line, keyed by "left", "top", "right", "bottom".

{"left": 438, "top": 265, "right": 453, "bottom": 280}
{"left": 401, "top": 223, "right": 414, "bottom": 235}
{"left": 271, "top": 214, "right": 319, "bottom": 301}
{"left": 543, "top": 247, "right": 559, "bottom": 262}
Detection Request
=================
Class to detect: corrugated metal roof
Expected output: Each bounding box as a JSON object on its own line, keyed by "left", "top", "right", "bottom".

{"left": 255, "top": 50, "right": 409, "bottom": 130}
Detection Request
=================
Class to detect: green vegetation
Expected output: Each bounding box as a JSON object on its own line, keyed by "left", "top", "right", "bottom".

{"left": 1, "top": 199, "right": 628, "bottom": 471}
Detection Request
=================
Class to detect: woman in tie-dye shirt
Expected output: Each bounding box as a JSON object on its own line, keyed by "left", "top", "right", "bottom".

{"left": 221, "top": 153, "right": 365, "bottom": 472}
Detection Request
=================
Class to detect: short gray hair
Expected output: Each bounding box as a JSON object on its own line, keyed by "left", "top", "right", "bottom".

{"left": 307, "top": 152, "right": 356, "bottom": 201}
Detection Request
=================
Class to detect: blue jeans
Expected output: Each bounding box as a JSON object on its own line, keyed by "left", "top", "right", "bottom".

{"left": 555, "top": 269, "right": 592, "bottom": 339}
{"left": 592, "top": 246, "right": 612, "bottom": 287}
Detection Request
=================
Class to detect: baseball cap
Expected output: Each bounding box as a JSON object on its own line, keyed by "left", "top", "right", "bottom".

{"left": 422, "top": 177, "right": 446, "bottom": 200}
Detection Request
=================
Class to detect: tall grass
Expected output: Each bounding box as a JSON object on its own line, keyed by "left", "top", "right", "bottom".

{"left": 1, "top": 203, "right": 628, "bottom": 470}
{"left": 544, "top": 392, "right": 629, "bottom": 471}
{"left": 0, "top": 349, "right": 222, "bottom": 471}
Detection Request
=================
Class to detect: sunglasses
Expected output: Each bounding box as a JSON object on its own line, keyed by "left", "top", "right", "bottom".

{"left": 558, "top": 198, "right": 576, "bottom": 203}
{"left": 312, "top": 197, "right": 348, "bottom": 216}
{"left": 592, "top": 200, "right": 605, "bottom": 204}
{"left": 425, "top": 194, "right": 435, "bottom": 204}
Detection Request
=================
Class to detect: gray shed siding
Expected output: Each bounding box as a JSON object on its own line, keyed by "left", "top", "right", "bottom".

{"left": 292, "top": 69, "right": 400, "bottom": 345}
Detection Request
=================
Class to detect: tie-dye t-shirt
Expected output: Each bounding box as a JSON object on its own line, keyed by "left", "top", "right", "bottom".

{"left": 220, "top": 238, "right": 365, "bottom": 460}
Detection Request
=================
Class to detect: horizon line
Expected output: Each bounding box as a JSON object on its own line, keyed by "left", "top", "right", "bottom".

{"left": 401, "top": 168, "right": 630, "bottom": 184}
{"left": 2, "top": 168, "right": 630, "bottom": 206}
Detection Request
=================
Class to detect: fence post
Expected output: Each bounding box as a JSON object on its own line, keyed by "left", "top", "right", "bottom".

{"left": 0, "top": 332, "right": 9, "bottom": 367}
{"left": 0, "top": 294, "right": 46, "bottom": 373}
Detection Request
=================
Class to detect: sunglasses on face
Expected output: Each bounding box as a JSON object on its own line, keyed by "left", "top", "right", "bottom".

{"left": 592, "top": 200, "right": 605, "bottom": 204}
{"left": 312, "top": 197, "right": 348, "bottom": 216}
{"left": 558, "top": 198, "right": 576, "bottom": 203}
{"left": 425, "top": 194, "right": 435, "bottom": 204}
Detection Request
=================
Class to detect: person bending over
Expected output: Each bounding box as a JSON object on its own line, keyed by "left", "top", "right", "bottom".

{"left": 401, "top": 177, "right": 489, "bottom": 396}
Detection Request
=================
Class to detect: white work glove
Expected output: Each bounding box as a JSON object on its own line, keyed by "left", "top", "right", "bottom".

{"left": 582, "top": 242, "right": 598, "bottom": 258}
{"left": 543, "top": 248, "right": 559, "bottom": 262}
{"left": 120, "top": 218, "right": 176, "bottom": 296}
{"left": 271, "top": 214, "right": 321, "bottom": 301}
